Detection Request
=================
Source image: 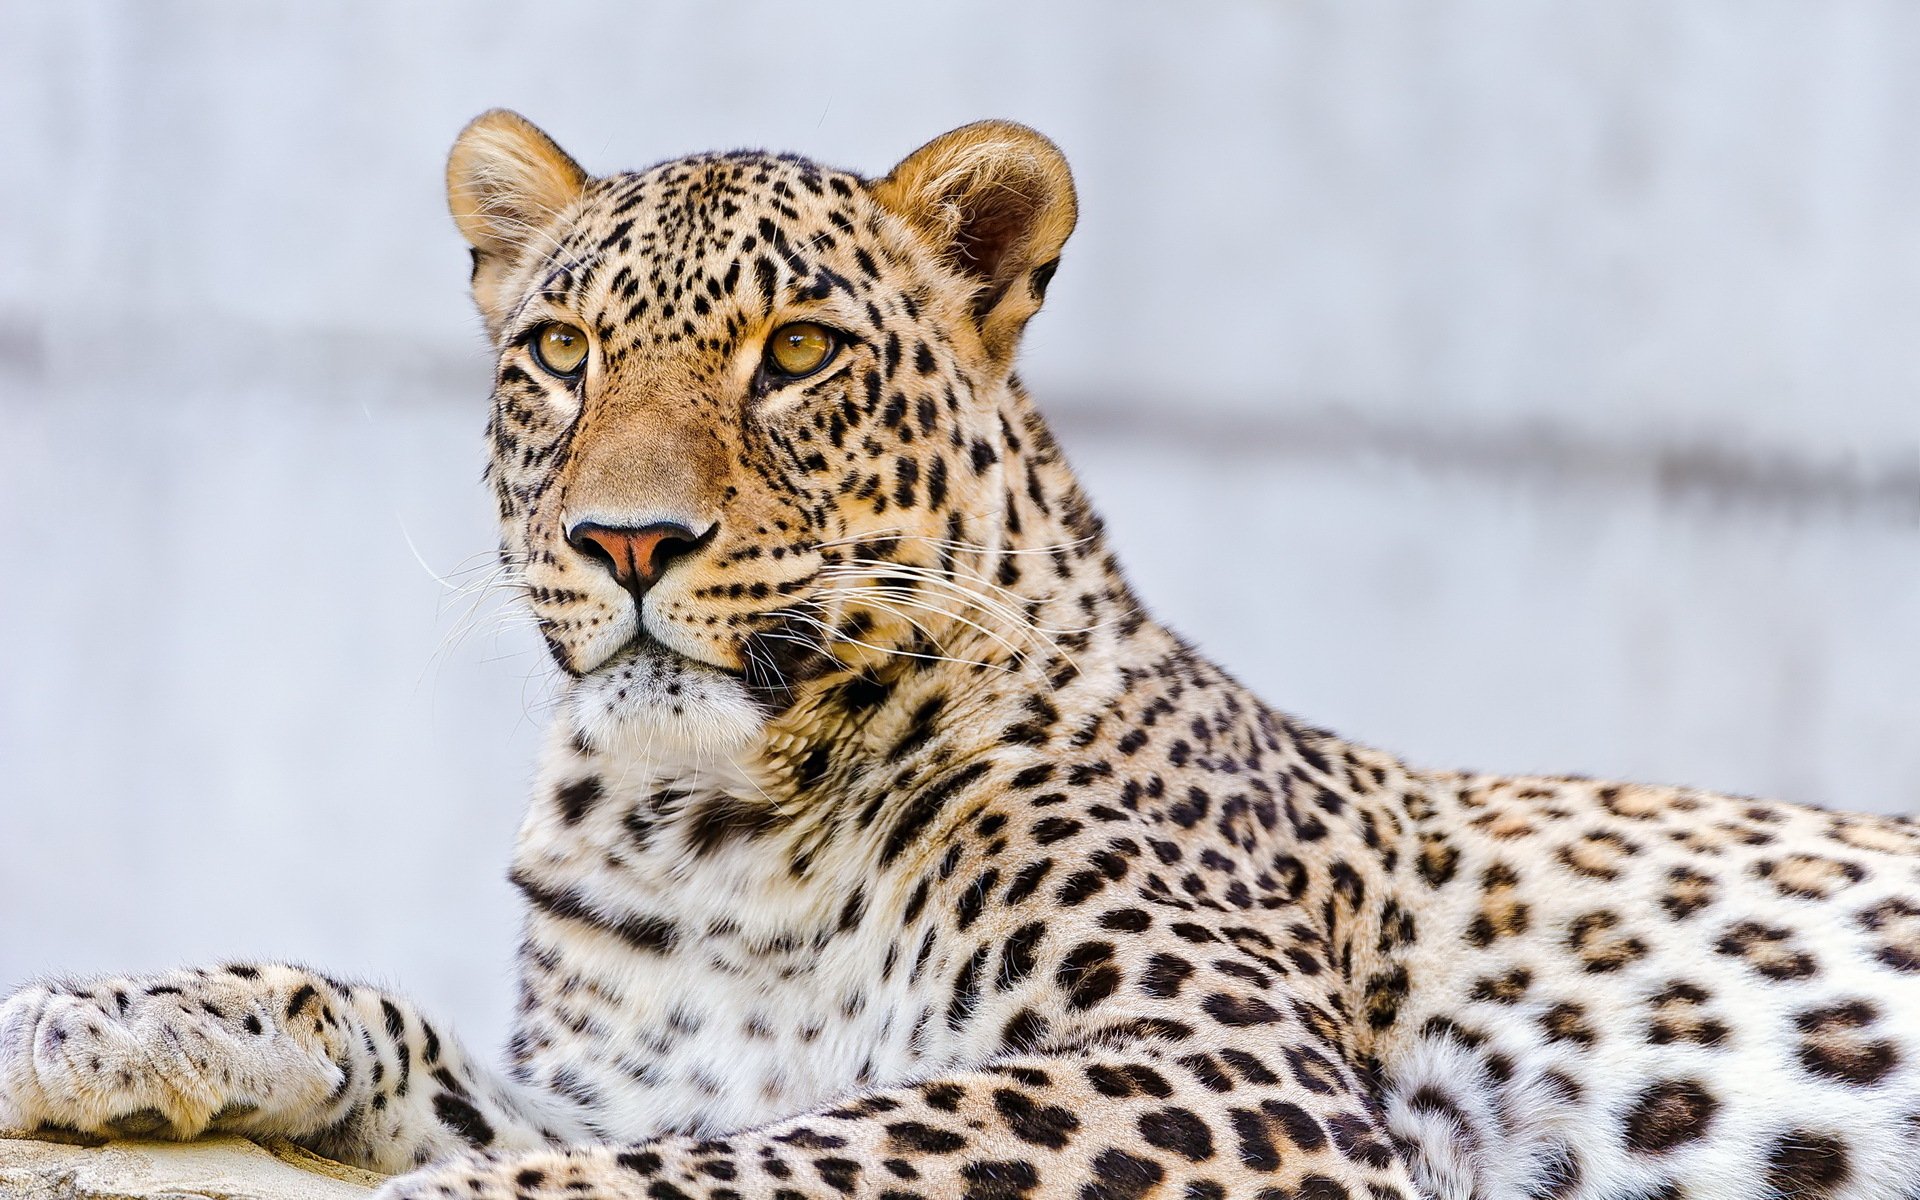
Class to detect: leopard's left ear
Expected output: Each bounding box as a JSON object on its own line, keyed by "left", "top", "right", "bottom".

{"left": 871, "top": 121, "right": 1077, "bottom": 364}
{"left": 447, "top": 109, "right": 589, "bottom": 335}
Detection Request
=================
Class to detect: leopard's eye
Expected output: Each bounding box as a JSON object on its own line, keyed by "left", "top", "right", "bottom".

{"left": 533, "top": 322, "right": 589, "bottom": 377}
{"left": 765, "top": 323, "right": 839, "bottom": 379}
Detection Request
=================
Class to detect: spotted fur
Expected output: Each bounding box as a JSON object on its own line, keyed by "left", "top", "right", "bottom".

{"left": 4, "top": 111, "right": 1919, "bottom": 1200}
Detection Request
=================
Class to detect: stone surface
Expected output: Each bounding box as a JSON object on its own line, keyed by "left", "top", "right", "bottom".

{"left": 0, "top": 1133, "right": 382, "bottom": 1200}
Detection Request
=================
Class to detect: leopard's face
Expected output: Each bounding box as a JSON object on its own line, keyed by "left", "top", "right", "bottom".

{"left": 447, "top": 113, "right": 1075, "bottom": 754}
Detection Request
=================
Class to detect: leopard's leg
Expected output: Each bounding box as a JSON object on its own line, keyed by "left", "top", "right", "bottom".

{"left": 373, "top": 1044, "right": 1424, "bottom": 1200}
{"left": 0, "top": 964, "right": 584, "bottom": 1174}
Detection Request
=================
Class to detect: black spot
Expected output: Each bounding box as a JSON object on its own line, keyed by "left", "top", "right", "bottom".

{"left": 431, "top": 1092, "right": 495, "bottom": 1146}
{"left": 1141, "top": 953, "right": 1195, "bottom": 999}
{"left": 1079, "top": 1148, "right": 1163, "bottom": 1200}
{"left": 1418, "top": 834, "right": 1460, "bottom": 887}
{"left": 1262, "top": 1100, "right": 1326, "bottom": 1151}
{"left": 553, "top": 777, "right": 604, "bottom": 825}
{"left": 1005, "top": 859, "right": 1053, "bottom": 903}
{"left": 923, "top": 1083, "right": 964, "bottom": 1113}
{"left": 1057, "top": 941, "right": 1122, "bottom": 1010}
{"left": 813, "top": 1156, "right": 861, "bottom": 1193}
{"left": 1713, "top": 919, "right": 1818, "bottom": 981}
{"left": 1168, "top": 787, "right": 1210, "bottom": 828}
{"left": 1363, "top": 965, "right": 1411, "bottom": 1030}
{"left": 511, "top": 868, "right": 679, "bottom": 954}
{"left": 998, "top": 923, "right": 1044, "bottom": 990}
{"left": 993, "top": 1088, "right": 1080, "bottom": 1148}
{"left": 960, "top": 1159, "right": 1038, "bottom": 1200}
{"left": 1098, "top": 908, "right": 1151, "bottom": 933}
{"left": 617, "top": 1151, "right": 662, "bottom": 1175}
{"left": 1229, "top": 1108, "right": 1278, "bottom": 1170}
{"left": 685, "top": 798, "right": 779, "bottom": 856}
{"left": 1795, "top": 1000, "right": 1898, "bottom": 1086}
{"left": 1284, "top": 1045, "right": 1344, "bottom": 1095}
{"left": 947, "top": 945, "right": 990, "bottom": 1030}
{"left": 885, "top": 1122, "right": 967, "bottom": 1153}
{"left": 1325, "top": 1112, "right": 1392, "bottom": 1168}
{"left": 1138, "top": 1107, "right": 1214, "bottom": 1161}
{"left": 798, "top": 746, "right": 833, "bottom": 789}
{"left": 840, "top": 675, "right": 893, "bottom": 710}
{"left": 890, "top": 696, "right": 945, "bottom": 762}
{"left": 1057, "top": 869, "right": 1108, "bottom": 906}
{"left": 1218, "top": 1049, "right": 1279, "bottom": 1086}
{"left": 902, "top": 878, "right": 932, "bottom": 926}
{"left": 1623, "top": 1079, "right": 1717, "bottom": 1153}
{"left": 957, "top": 869, "right": 1000, "bottom": 931}
{"left": 893, "top": 457, "right": 920, "bottom": 507}
{"left": 837, "top": 887, "right": 868, "bottom": 933}
{"left": 1540, "top": 1001, "right": 1596, "bottom": 1046}
{"left": 1033, "top": 817, "right": 1083, "bottom": 845}
{"left": 1177, "top": 1053, "right": 1233, "bottom": 1093}
{"left": 1203, "top": 992, "right": 1283, "bottom": 1026}
{"left": 1764, "top": 1129, "right": 1850, "bottom": 1197}
{"left": 1000, "top": 1008, "right": 1051, "bottom": 1053}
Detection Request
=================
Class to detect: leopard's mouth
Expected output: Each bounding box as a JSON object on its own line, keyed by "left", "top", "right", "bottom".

{"left": 552, "top": 597, "right": 831, "bottom": 735}
{"left": 545, "top": 598, "right": 739, "bottom": 681}
{"left": 573, "top": 630, "right": 747, "bottom": 696}
{"left": 611, "top": 627, "right": 739, "bottom": 676}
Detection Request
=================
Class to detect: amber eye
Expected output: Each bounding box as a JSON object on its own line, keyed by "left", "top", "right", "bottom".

{"left": 533, "top": 322, "right": 589, "bottom": 377}
{"left": 765, "top": 323, "right": 839, "bottom": 379}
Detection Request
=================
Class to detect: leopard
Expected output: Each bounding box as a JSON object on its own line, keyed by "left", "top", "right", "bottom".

{"left": 4, "top": 109, "right": 1919, "bottom": 1200}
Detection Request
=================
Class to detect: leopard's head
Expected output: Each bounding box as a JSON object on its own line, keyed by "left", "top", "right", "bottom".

{"left": 446, "top": 111, "right": 1076, "bottom": 755}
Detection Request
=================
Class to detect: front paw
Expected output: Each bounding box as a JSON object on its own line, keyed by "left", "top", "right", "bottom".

{"left": 0, "top": 970, "right": 344, "bottom": 1139}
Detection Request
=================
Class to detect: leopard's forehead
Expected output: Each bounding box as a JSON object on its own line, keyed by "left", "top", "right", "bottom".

{"left": 581, "top": 152, "right": 860, "bottom": 237}
{"left": 549, "top": 156, "right": 864, "bottom": 291}
{"left": 512, "top": 151, "right": 899, "bottom": 365}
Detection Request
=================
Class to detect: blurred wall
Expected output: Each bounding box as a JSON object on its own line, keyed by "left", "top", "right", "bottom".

{"left": 3, "top": 0, "right": 1917, "bottom": 1050}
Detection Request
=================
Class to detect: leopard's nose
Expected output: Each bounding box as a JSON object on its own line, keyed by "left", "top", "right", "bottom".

{"left": 566, "top": 519, "right": 710, "bottom": 600}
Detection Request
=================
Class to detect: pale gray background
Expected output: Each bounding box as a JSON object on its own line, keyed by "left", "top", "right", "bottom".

{"left": 3, "top": 1, "right": 1917, "bottom": 1051}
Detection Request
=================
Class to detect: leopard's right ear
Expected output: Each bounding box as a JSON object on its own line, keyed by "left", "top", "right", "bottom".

{"left": 447, "top": 110, "right": 588, "bottom": 334}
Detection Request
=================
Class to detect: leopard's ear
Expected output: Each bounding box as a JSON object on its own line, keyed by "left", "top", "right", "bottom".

{"left": 871, "top": 121, "right": 1077, "bottom": 364}
{"left": 447, "top": 110, "right": 588, "bottom": 334}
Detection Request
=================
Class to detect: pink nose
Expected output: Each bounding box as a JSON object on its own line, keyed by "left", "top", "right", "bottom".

{"left": 565, "top": 520, "right": 704, "bottom": 598}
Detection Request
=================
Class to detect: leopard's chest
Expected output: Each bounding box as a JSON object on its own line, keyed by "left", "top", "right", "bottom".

{"left": 505, "top": 761, "right": 967, "bottom": 1139}
{"left": 520, "top": 911, "right": 926, "bottom": 1139}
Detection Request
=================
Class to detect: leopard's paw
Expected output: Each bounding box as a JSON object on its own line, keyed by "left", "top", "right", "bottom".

{"left": 0, "top": 968, "right": 346, "bottom": 1140}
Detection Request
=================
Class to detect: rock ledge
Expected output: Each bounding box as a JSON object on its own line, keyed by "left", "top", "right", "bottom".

{"left": 0, "top": 1132, "right": 381, "bottom": 1200}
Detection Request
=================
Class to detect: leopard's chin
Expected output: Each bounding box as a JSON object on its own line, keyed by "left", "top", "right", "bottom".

{"left": 565, "top": 639, "right": 766, "bottom": 762}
